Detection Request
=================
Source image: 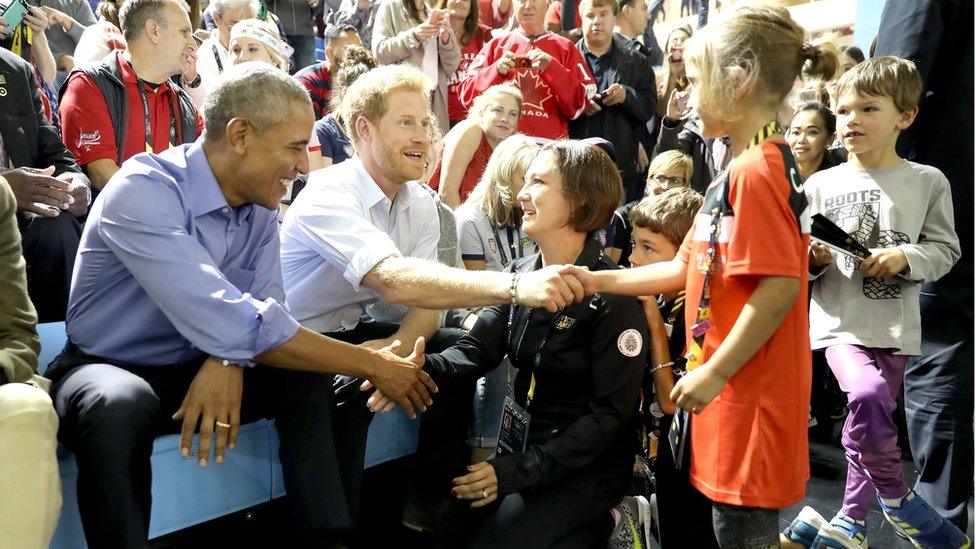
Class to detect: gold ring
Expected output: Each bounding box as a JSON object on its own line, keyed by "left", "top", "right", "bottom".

{"left": 215, "top": 421, "right": 231, "bottom": 430}
{"left": 482, "top": 489, "right": 488, "bottom": 499}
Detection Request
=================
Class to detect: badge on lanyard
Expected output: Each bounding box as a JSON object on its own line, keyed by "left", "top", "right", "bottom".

{"left": 495, "top": 396, "right": 531, "bottom": 458}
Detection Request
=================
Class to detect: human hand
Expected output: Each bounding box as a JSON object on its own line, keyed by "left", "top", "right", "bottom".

{"left": 669, "top": 363, "right": 728, "bottom": 413}
{"left": 637, "top": 144, "right": 649, "bottom": 171}
{"left": 181, "top": 48, "right": 198, "bottom": 83}
{"left": 860, "top": 248, "right": 909, "bottom": 278}
{"left": 355, "top": 0, "right": 373, "bottom": 9}
{"left": 413, "top": 22, "right": 440, "bottom": 42}
{"left": 525, "top": 48, "right": 552, "bottom": 70}
{"left": 362, "top": 337, "right": 428, "bottom": 413}
{"left": 308, "top": 0, "right": 320, "bottom": 7}
{"left": 56, "top": 53, "right": 74, "bottom": 72}
{"left": 496, "top": 51, "right": 517, "bottom": 75}
{"left": 4, "top": 166, "right": 74, "bottom": 217}
{"left": 363, "top": 337, "right": 437, "bottom": 419}
{"left": 583, "top": 98, "right": 601, "bottom": 116}
{"left": 23, "top": 5, "right": 50, "bottom": 32}
{"left": 172, "top": 357, "right": 244, "bottom": 467}
{"left": 601, "top": 83, "right": 626, "bottom": 106}
{"left": 452, "top": 462, "right": 498, "bottom": 508}
{"left": 57, "top": 172, "right": 91, "bottom": 217}
{"left": 556, "top": 264, "right": 598, "bottom": 295}
{"left": 515, "top": 265, "right": 588, "bottom": 312}
{"left": 665, "top": 88, "right": 691, "bottom": 121}
{"left": 0, "top": 17, "right": 10, "bottom": 39}
{"left": 809, "top": 242, "right": 836, "bottom": 268}
{"left": 40, "top": 5, "right": 71, "bottom": 31}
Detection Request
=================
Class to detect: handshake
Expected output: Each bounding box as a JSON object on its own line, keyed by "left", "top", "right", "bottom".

{"left": 358, "top": 264, "right": 599, "bottom": 415}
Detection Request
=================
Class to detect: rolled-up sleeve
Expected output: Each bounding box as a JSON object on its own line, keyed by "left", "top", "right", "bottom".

{"left": 289, "top": 187, "right": 402, "bottom": 289}
{"left": 99, "top": 171, "right": 299, "bottom": 364}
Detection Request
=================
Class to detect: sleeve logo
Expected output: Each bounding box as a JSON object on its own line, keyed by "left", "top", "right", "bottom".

{"left": 617, "top": 328, "right": 643, "bottom": 357}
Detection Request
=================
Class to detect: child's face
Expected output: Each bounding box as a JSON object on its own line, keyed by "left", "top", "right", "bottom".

{"left": 835, "top": 90, "right": 916, "bottom": 158}
{"left": 629, "top": 227, "right": 678, "bottom": 267}
{"left": 479, "top": 95, "right": 520, "bottom": 142}
{"left": 684, "top": 60, "right": 726, "bottom": 139}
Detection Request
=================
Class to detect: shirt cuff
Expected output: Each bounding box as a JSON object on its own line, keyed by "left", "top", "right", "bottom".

{"left": 249, "top": 297, "right": 301, "bottom": 364}
{"left": 343, "top": 245, "right": 401, "bottom": 289}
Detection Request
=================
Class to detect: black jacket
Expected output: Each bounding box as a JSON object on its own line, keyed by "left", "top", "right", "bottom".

{"left": 653, "top": 115, "right": 716, "bottom": 194}
{"left": 0, "top": 48, "right": 80, "bottom": 176}
{"left": 425, "top": 236, "right": 647, "bottom": 499}
{"left": 570, "top": 35, "right": 656, "bottom": 200}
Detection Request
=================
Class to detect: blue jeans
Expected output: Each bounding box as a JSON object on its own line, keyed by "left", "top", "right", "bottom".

{"left": 288, "top": 34, "right": 317, "bottom": 74}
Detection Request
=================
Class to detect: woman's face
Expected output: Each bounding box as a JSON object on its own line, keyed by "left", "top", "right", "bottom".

{"left": 646, "top": 165, "right": 688, "bottom": 196}
{"left": 230, "top": 36, "right": 276, "bottom": 66}
{"left": 787, "top": 109, "right": 830, "bottom": 164}
{"left": 479, "top": 95, "right": 520, "bottom": 142}
{"left": 840, "top": 52, "right": 859, "bottom": 74}
{"left": 517, "top": 151, "right": 575, "bottom": 238}
{"left": 445, "top": 0, "right": 472, "bottom": 21}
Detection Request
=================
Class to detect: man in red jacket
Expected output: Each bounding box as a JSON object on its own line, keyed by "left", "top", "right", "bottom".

{"left": 458, "top": 0, "right": 594, "bottom": 140}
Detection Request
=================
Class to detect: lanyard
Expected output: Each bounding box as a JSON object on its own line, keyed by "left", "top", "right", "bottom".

{"left": 507, "top": 299, "right": 563, "bottom": 407}
{"left": 137, "top": 80, "right": 176, "bottom": 153}
{"left": 490, "top": 221, "right": 524, "bottom": 267}
{"left": 212, "top": 43, "right": 224, "bottom": 73}
{"left": 684, "top": 120, "right": 783, "bottom": 370}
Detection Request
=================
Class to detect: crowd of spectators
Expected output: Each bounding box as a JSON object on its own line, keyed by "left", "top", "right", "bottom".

{"left": 0, "top": 0, "right": 972, "bottom": 547}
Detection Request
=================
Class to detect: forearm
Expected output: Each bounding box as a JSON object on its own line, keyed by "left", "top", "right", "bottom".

{"left": 85, "top": 159, "right": 120, "bottom": 190}
{"left": 256, "top": 326, "right": 379, "bottom": 378}
{"left": 645, "top": 307, "right": 676, "bottom": 414}
{"left": 704, "top": 276, "right": 799, "bottom": 381}
{"left": 387, "top": 307, "right": 441, "bottom": 357}
{"left": 594, "top": 258, "right": 686, "bottom": 297}
{"left": 32, "top": 33, "right": 57, "bottom": 85}
{"left": 372, "top": 256, "right": 509, "bottom": 308}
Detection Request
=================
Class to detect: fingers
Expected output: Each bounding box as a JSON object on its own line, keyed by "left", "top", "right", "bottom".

{"left": 381, "top": 339, "right": 402, "bottom": 355}
{"left": 470, "top": 492, "right": 497, "bottom": 508}
{"left": 359, "top": 379, "right": 373, "bottom": 392}
{"left": 175, "top": 401, "right": 199, "bottom": 459}
{"left": 396, "top": 394, "right": 417, "bottom": 419}
{"left": 419, "top": 369, "right": 438, "bottom": 394}
{"left": 196, "top": 413, "right": 214, "bottom": 466}
{"left": 228, "top": 409, "right": 240, "bottom": 450}
{"left": 405, "top": 383, "right": 430, "bottom": 413}
{"left": 407, "top": 336, "right": 427, "bottom": 368}
{"left": 560, "top": 272, "right": 585, "bottom": 303}
{"left": 23, "top": 202, "right": 61, "bottom": 218}
{"left": 452, "top": 477, "right": 496, "bottom": 499}
{"left": 214, "top": 416, "right": 230, "bottom": 464}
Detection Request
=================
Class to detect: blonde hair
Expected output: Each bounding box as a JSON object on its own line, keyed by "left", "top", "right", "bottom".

{"left": 647, "top": 150, "right": 693, "bottom": 185}
{"left": 467, "top": 134, "right": 539, "bottom": 227}
{"left": 834, "top": 56, "right": 923, "bottom": 113}
{"left": 468, "top": 84, "right": 523, "bottom": 122}
{"left": 340, "top": 64, "right": 433, "bottom": 146}
{"left": 230, "top": 19, "right": 291, "bottom": 72}
{"left": 685, "top": 5, "right": 838, "bottom": 119}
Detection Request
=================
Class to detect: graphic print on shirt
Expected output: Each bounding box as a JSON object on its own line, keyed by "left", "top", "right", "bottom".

{"left": 516, "top": 69, "right": 552, "bottom": 118}
{"left": 821, "top": 189, "right": 910, "bottom": 300}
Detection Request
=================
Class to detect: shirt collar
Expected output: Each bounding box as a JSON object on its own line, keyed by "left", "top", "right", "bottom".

{"left": 350, "top": 155, "right": 416, "bottom": 212}
{"left": 582, "top": 39, "right": 615, "bottom": 60}
{"left": 184, "top": 141, "right": 244, "bottom": 219}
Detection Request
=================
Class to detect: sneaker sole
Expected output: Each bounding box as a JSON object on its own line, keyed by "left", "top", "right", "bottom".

{"left": 635, "top": 495, "right": 652, "bottom": 549}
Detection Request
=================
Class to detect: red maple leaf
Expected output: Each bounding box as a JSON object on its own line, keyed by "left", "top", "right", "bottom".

{"left": 515, "top": 68, "right": 553, "bottom": 113}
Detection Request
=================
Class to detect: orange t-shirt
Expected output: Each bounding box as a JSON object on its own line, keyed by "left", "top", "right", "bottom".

{"left": 677, "top": 137, "right": 812, "bottom": 509}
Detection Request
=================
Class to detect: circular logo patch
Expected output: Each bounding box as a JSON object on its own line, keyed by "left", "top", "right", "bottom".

{"left": 617, "top": 329, "right": 642, "bottom": 357}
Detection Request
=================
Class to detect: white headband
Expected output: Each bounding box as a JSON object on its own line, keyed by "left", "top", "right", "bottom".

{"left": 230, "top": 24, "right": 295, "bottom": 59}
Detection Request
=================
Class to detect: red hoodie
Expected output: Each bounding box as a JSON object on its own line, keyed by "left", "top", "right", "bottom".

{"left": 458, "top": 30, "right": 595, "bottom": 140}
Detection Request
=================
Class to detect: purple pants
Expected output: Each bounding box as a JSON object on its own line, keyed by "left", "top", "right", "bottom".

{"left": 826, "top": 345, "right": 911, "bottom": 521}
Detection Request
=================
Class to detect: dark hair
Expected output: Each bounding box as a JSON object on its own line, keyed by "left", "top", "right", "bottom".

{"left": 97, "top": 0, "right": 121, "bottom": 26}
{"left": 435, "top": 0, "right": 479, "bottom": 44}
{"left": 629, "top": 187, "right": 703, "bottom": 247}
{"left": 331, "top": 45, "right": 378, "bottom": 121}
{"left": 840, "top": 45, "right": 865, "bottom": 64}
{"left": 323, "top": 23, "right": 357, "bottom": 49}
{"left": 401, "top": 0, "right": 427, "bottom": 25}
{"left": 792, "top": 101, "right": 835, "bottom": 136}
{"left": 539, "top": 140, "right": 622, "bottom": 233}
{"left": 119, "top": 0, "right": 174, "bottom": 41}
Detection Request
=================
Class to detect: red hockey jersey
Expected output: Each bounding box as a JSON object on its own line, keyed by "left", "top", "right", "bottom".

{"left": 458, "top": 30, "right": 595, "bottom": 140}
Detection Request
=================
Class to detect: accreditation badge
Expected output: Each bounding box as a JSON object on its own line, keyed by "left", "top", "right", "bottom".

{"left": 494, "top": 396, "right": 531, "bottom": 458}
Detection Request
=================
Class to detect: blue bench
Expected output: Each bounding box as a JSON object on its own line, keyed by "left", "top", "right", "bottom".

{"left": 37, "top": 323, "right": 420, "bottom": 548}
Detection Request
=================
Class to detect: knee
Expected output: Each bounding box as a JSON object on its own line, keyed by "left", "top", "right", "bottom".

{"left": 0, "top": 383, "right": 58, "bottom": 435}
{"left": 67, "top": 372, "right": 160, "bottom": 440}
{"left": 847, "top": 377, "right": 890, "bottom": 409}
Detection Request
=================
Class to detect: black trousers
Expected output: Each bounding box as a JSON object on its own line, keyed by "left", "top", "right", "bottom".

{"left": 18, "top": 211, "right": 81, "bottom": 322}
{"left": 655, "top": 414, "right": 719, "bottom": 548}
{"left": 432, "top": 481, "right": 615, "bottom": 548}
{"left": 48, "top": 342, "right": 351, "bottom": 549}
{"left": 329, "top": 324, "right": 473, "bottom": 523}
{"left": 905, "top": 288, "right": 974, "bottom": 531}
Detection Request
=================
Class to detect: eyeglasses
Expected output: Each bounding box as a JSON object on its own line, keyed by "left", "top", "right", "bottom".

{"left": 650, "top": 174, "right": 684, "bottom": 187}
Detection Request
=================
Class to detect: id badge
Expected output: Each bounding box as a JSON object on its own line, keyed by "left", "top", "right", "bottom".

{"left": 494, "top": 396, "right": 531, "bottom": 458}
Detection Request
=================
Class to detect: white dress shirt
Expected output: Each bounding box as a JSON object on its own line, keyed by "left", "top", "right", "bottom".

{"left": 189, "top": 37, "right": 230, "bottom": 107}
{"left": 279, "top": 156, "right": 441, "bottom": 333}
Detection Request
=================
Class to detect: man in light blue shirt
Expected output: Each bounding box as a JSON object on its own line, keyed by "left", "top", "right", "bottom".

{"left": 46, "top": 64, "right": 436, "bottom": 548}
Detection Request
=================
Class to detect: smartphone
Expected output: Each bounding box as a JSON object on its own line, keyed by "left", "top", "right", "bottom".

{"left": 1, "top": 0, "right": 30, "bottom": 30}
{"left": 514, "top": 56, "right": 532, "bottom": 69}
{"left": 592, "top": 89, "right": 607, "bottom": 106}
{"left": 669, "top": 46, "right": 683, "bottom": 63}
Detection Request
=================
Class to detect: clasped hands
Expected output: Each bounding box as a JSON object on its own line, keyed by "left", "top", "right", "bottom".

{"left": 5, "top": 166, "right": 90, "bottom": 218}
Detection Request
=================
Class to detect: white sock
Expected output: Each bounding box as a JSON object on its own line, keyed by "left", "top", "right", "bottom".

{"left": 880, "top": 491, "right": 913, "bottom": 509}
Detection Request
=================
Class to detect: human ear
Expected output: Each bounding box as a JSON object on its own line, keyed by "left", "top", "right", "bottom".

{"left": 355, "top": 115, "right": 374, "bottom": 144}
{"left": 726, "top": 65, "right": 755, "bottom": 102}
{"left": 898, "top": 106, "right": 919, "bottom": 130}
{"left": 227, "top": 118, "right": 250, "bottom": 153}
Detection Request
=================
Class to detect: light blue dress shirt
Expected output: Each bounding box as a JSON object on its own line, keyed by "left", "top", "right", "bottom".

{"left": 66, "top": 142, "right": 300, "bottom": 367}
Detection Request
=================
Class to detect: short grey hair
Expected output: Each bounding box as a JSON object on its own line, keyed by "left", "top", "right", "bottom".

{"left": 119, "top": 0, "right": 189, "bottom": 41}
{"left": 210, "top": 0, "right": 259, "bottom": 17}
{"left": 202, "top": 63, "right": 312, "bottom": 138}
